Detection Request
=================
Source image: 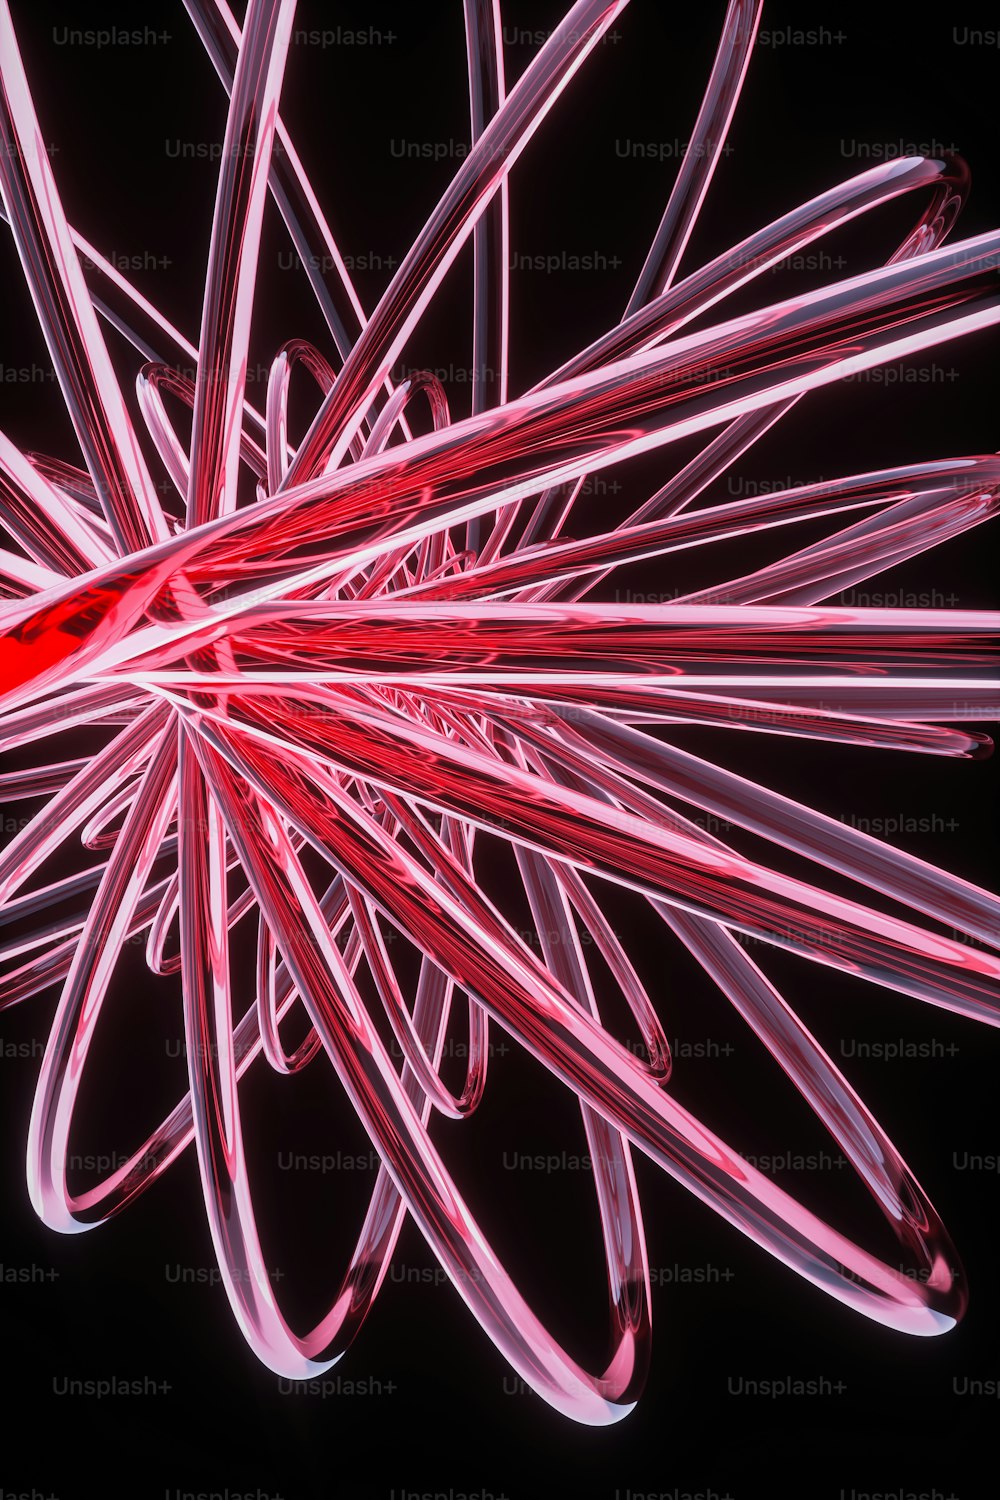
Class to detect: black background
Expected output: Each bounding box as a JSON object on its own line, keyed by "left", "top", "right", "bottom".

{"left": 1, "top": 3, "right": 998, "bottom": 1498}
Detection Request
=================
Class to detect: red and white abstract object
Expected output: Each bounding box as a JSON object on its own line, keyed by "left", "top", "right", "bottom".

{"left": 1, "top": 0, "right": 998, "bottom": 1422}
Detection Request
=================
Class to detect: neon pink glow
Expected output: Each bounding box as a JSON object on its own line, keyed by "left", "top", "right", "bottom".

{"left": 1, "top": 0, "right": 998, "bottom": 1424}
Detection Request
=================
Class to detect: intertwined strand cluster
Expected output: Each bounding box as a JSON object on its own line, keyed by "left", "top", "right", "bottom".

{"left": 0, "top": 0, "right": 998, "bottom": 1422}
